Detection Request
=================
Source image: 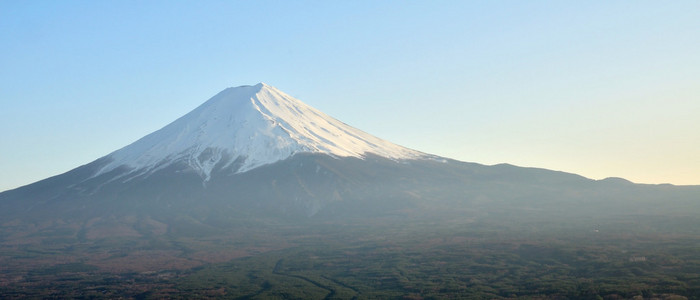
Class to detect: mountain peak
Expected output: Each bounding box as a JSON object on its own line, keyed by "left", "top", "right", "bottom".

{"left": 92, "top": 83, "right": 426, "bottom": 182}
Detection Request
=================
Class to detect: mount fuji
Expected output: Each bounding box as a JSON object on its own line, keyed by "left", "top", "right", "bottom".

{"left": 1, "top": 83, "right": 698, "bottom": 224}
{"left": 0, "top": 83, "right": 445, "bottom": 220}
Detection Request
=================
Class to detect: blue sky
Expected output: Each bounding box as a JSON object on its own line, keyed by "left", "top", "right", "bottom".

{"left": 1, "top": 0, "right": 699, "bottom": 191}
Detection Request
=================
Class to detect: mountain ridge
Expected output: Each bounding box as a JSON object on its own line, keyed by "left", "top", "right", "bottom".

{"left": 1, "top": 83, "right": 698, "bottom": 221}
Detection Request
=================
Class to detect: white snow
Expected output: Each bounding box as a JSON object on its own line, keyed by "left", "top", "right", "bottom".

{"left": 92, "top": 83, "right": 426, "bottom": 181}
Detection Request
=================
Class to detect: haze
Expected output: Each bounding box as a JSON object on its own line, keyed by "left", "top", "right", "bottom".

{"left": 1, "top": 1, "right": 699, "bottom": 192}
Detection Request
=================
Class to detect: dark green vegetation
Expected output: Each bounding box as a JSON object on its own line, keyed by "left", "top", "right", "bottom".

{"left": 1, "top": 213, "right": 699, "bottom": 299}
{"left": 1, "top": 155, "right": 699, "bottom": 298}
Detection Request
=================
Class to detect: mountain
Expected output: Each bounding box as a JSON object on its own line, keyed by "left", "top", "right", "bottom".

{"left": 1, "top": 83, "right": 698, "bottom": 224}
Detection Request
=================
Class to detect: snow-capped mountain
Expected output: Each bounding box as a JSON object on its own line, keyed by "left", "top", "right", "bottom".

{"left": 95, "top": 83, "right": 426, "bottom": 182}
{"left": 1, "top": 82, "right": 698, "bottom": 224}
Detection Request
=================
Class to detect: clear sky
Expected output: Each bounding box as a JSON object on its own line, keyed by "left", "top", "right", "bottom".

{"left": 1, "top": 0, "right": 699, "bottom": 192}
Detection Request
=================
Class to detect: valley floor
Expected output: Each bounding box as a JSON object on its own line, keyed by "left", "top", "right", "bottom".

{"left": 1, "top": 214, "right": 699, "bottom": 299}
